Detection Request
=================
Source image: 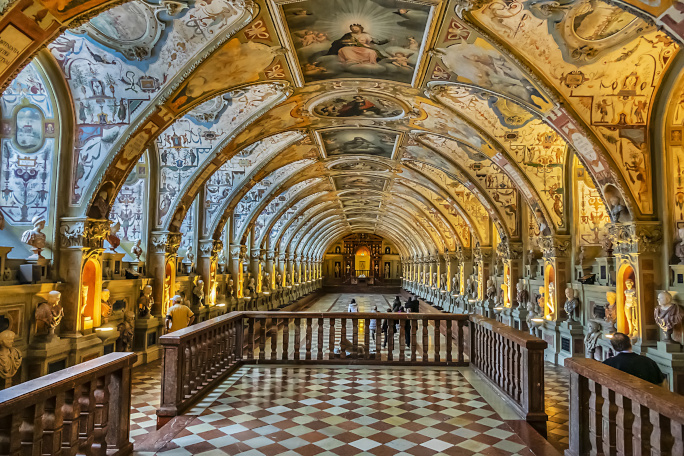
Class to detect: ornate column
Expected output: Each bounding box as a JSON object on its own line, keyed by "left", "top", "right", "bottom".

{"left": 198, "top": 239, "right": 223, "bottom": 306}
{"left": 58, "top": 217, "right": 111, "bottom": 334}
{"left": 278, "top": 252, "right": 287, "bottom": 287}
{"left": 250, "top": 248, "right": 261, "bottom": 293}
{"left": 607, "top": 222, "right": 663, "bottom": 345}
{"left": 266, "top": 250, "right": 275, "bottom": 291}
{"left": 229, "top": 244, "right": 246, "bottom": 298}
{"left": 539, "top": 235, "right": 572, "bottom": 364}
{"left": 148, "top": 231, "right": 182, "bottom": 316}
{"left": 498, "top": 241, "right": 524, "bottom": 308}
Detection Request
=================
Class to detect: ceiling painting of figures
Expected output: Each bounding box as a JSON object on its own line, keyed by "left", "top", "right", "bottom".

{"left": 277, "top": 0, "right": 433, "bottom": 84}
{"left": 320, "top": 129, "right": 399, "bottom": 158}
{"left": 333, "top": 175, "right": 388, "bottom": 192}
{"left": 311, "top": 92, "right": 404, "bottom": 118}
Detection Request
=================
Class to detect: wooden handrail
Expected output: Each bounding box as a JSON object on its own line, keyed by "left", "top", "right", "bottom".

{"left": 468, "top": 314, "right": 548, "bottom": 436}
{"left": 565, "top": 357, "right": 684, "bottom": 456}
{"left": 0, "top": 352, "right": 136, "bottom": 456}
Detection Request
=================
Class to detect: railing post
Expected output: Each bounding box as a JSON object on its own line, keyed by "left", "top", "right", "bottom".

{"left": 106, "top": 363, "right": 133, "bottom": 455}
{"left": 522, "top": 344, "right": 547, "bottom": 437}
{"left": 566, "top": 370, "right": 591, "bottom": 456}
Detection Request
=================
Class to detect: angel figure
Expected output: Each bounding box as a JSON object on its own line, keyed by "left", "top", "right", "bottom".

{"left": 388, "top": 51, "right": 414, "bottom": 68}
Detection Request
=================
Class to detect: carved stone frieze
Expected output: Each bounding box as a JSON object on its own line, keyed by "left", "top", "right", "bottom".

{"left": 150, "top": 232, "right": 182, "bottom": 255}
{"left": 199, "top": 239, "right": 223, "bottom": 258}
{"left": 607, "top": 222, "right": 663, "bottom": 256}
{"left": 497, "top": 241, "right": 524, "bottom": 261}
{"left": 59, "top": 218, "right": 111, "bottom": 250}
{"left": 539, "top": 236, "right": 572, "bottom": 259}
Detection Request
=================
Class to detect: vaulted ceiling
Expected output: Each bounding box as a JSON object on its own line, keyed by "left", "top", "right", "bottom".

{"left": 2, "top": 0, "right": 681, "bottom": 259}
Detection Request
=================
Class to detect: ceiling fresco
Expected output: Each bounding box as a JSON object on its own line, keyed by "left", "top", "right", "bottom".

{"left": 2, "top": 0, "right": 681, "bottom": 263}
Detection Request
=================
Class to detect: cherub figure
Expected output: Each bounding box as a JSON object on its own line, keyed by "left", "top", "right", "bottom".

{"left": 388, "top": 51, "right": 414, "bottom": 68}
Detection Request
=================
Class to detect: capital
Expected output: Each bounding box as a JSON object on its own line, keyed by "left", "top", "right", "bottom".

{"left": 199, "top": 239, "right": 223, "bottom": 258}
{"left": 150, "top": 231, "right": 182, "bottom": 255}
{"left": 607, "top": 222, "right": 663, "bottom": 256}
{"left": 60, "top": 217, "right": 111, "bottom": 250}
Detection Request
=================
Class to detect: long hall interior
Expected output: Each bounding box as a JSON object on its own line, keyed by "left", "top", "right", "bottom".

{"left": 1, "top": 0, "right": 684, "bottom": 454}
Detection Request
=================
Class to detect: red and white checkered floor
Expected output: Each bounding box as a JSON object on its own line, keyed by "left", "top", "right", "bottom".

{"left": 129, "top": 294, "right": 570, "bottom": 455}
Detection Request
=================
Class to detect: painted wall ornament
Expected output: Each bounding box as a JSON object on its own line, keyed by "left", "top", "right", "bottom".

{"left": 654, "top": 291, "right": 682, "bottom": 343}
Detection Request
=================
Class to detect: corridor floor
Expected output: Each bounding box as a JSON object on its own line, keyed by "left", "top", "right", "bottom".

{"left": 130, "top": 293, "right": 571, "bottom": 455}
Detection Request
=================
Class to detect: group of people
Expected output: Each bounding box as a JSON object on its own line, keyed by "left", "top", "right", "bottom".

{"left": 347, "top": 295, "right": 421, "bottom": 349}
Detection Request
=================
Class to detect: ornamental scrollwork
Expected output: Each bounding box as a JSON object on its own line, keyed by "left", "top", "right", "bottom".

{"left": 151, "top": 232, "right": 182, "bottom": 255}
{"left": 540, "top": 236, "right": 572, "bottom": 258}
{"left": 607, "top": 222, "right": 663, "bottom": 255}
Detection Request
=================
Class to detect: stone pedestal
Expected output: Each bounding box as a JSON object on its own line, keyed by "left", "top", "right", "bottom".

{"left": 192, "top": 306, "right": 211, "bottom": 323}
{"left": 134, "top": 316, "right": 162, "bottom": 365}
{"left": 20, "top": 257, "right": 49, "bottom": 284}
{"left": 511, "top": 306, "right": 529, "bottom": 332}
{"left": 558, "top": 320, "right": 585, "bottom": 364}
{"left": 26, "top": 336, "right": 71, "bottom": 379}
{"left": 647, "top": 342, "right": 684, "bottom": 394}
{"left": 670, "top": 264, "right": 684, "bottom": 290}
{"left": 541, "top": 320, "right": 561, "bottom": 363}
{"left": 68, "top": 333, "right": 103, "bottom": 365}
{"left": 500, "top": 308, "right": 514, "bottom": 327}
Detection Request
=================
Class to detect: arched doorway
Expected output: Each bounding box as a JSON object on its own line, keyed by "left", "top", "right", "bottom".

{"left": 355, "top": 246, "right": 370, "bottom": 277}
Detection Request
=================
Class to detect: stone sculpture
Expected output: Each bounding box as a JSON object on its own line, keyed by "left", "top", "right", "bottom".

{"left": 624, "top": 279, "right": 638, "bottom": 337}
{"left": 132, "top": 239, "right": 144, "bottom": 261}
{"left": 536, "top": 286, "right": 545, "bottom": 315}
{"left": 516, "top": 283, "right": 529, "bottom": 308}
{"left": 584, "top": 321, "right": 602, "bottom": 358}
{"left": 451, "top": 274, "right": 459, "bottom": 294}
{"left": 193, "top": 278, "right": 205, "bottom": 307}
{"left": 604, "top": 291, "right": 617, "bottom": 331}
{"left": 440, "top": 272, "right": 447, "bottom": 291}
{"left": 546, "top": 282, "right": 556, "bottom": 319}
{"left": 107, "top": 222, "right": 121, "bottom": 251}
{"left": 101, "top": 288, "right": 112, "bottom": 323}
{"left": 2, "top": 268, "right": 11, "bottom": 281}
{"left": 263, "top": 271, "right": 271, "bottom": 292}
{"left": 138, "top": 284, "right": 153, "bottom": 318}
{"left": 117, "top": 311, "right": 135, "bottom": 352}
{"left": 227, "top": 274, "right": 234, "bottom": 297}
{"left": 676, "top": 227, "right": 684, "bottom": 265}
{"left": 35, "top": 290, "right": 64, "bottom": 336}
{"left": 486, "top": 278, "right": 497, "bottom": 301}
{"left": 276, "top": 272, "right": 282, "bottom": 289}
{"left": 564, "top": 287, "right": 579, "bottom": 322}
{"left": 654, "top": 291, "right": 682, "bottom": 342}
{"left": 609, "top": 195, "right": 627, "bottom": 222}
{"left": 0, "top": 329, "right": 21, "bottom": 380}
{"left": 21, "top": 216, "right": 47, "bottom": 260}
{"left": 185, "top": 246, "right": 195, "bottom": 269}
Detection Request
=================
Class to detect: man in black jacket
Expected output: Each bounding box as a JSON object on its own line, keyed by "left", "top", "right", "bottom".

{"left": 603, "top": 333, "right": 666, "bottom": 386}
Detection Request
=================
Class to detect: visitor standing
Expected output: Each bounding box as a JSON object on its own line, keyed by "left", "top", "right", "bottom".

{"left": 165, "top": 295, "right": 195, "bottom": 333}
{"left": 370, "top": 305, "right": 378, "bottom": 340}
{"left": 603, "top": 333, "right": 667, "bottom": 386}
{"left": 348, "top": 299, "right": 358, "bottom": 312}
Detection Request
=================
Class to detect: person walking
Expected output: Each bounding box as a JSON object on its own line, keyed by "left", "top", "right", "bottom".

{"left": 348, "top": 299, "right": 358, "bottom": 312}
{"left": 370, "top": 305, "right": 378, "bottom": 340}
{"left": 382, "top": 307, "right": 392, "bottom": 348}
{"left": 392, "top": 296, "right": 402, "bottom": 312}
{"left": 165, "top": 295, "right": 195, "bottom": 333}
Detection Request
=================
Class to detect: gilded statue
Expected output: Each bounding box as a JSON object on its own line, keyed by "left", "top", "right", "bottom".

{"left": 654, "top": 291, "right": 682, "bottom": 342}
{"left": 546, "top": 282, "right": 556, "bottom": 319}
{"left": 138, "top": 284, "right": 153, "bottom": 318}
{"left": 35, "top": 290, "right": 64, "bottom": 336}
{"left": 21, "top": 216, "right": 47, "bottom": 260}
{"left": 0, "top": 329, "right": 21, "bottom": 380}
{"left": 624, "top": 279, "right": 638, "bottom": 337}
{"left": 564, "top": 287, "right": 579, "bottom": 322}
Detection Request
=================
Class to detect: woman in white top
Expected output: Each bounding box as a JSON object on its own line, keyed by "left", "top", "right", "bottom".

{"left": 348, "top": 299, "right": 358, "bottom": 312}
{"left": 369, "top": 306, "right": 378, "bottom": 339}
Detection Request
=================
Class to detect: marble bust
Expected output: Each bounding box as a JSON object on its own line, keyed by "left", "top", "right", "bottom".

{"left": 138, "top": 285, "right": 154, "bottom": 318}
{"left": 101, "top": 288, "right": 112, "bottom": 323}
{"left": 564, "top": 287, "right": 579, "bottom": 322}
{"left": 584, "top": 321, "right": 602, "bottom": 358}
{"left": 35, "top": 290, "right": 64, "bottom": 336}
{"left": 193, "top": 279, "right": 205, "bottom": 307}
{"left": 676, "top": 227, "right": 684, "bottom": 265}
{"left": 516, "top": 283, "right": 529, "bottom": 308}
{"left": 21, "top": 216, "right": 47, "bottom": 259}
{"left": 0, "top": 329, "right": 21, "bottom": 380}
{"left": 132, "top": 239, "right": 144, "bottom": 261}
{"left": 654, "top": 291, "right": 682, "bottom": 342}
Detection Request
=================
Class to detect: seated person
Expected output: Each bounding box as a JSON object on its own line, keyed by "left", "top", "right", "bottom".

{"left": 603, "top": 333, "right": 666, "bottom": 386}
{"left": 334, "top": 337, "right": 365, "bottom": 358}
